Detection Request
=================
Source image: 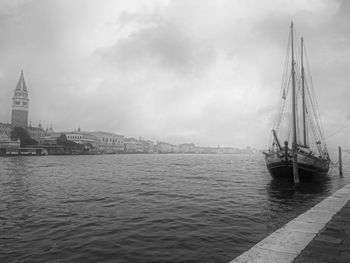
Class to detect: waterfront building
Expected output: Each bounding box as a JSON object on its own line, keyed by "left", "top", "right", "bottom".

{"left": 156, "top": 141, "right": 172, "bottom": 153}
{"left": 64, "top": 131, "right": 100, "bottom": 152}
{"left": 0, "top": 122, "right": 46, "bottom": 146}
{"left": 0, "top": 123, "right": 13, "bottom": 137}
{"left": 11, "top": 70, "right": 29, "bottom": 128}
{"left": 221, "top": 147, "right": 239, "bottom": 154}
{"left": 140, "top": 140, "right": 155, "bottom": 153}
{"left": 39, "top": 133, "right": 62, "bottom": 145}
{"left": 155, "top": 142, "right": 181, "bottom": 153}
{"left": 27, "top": 126, "right": 47, "bottom": 142}
{"left": 89, "top": 131, "right": 124, "bottom": 154}
{"left": 198, "top": 147, "right": 220, "bottom": 154}
{"left": 179, "top": 143, "right": 196, "bottom": 153}
{"left": 170, "top": 144, "right": 180, "bottom": 153}
{"left": 124, "top": 137, "right": 143, "bottom": 153}
{"left": 38, "top": 133, "right": 72, "bottom": 155}
{"left": 0, "top": 133, "right": 20, "bottom": 155}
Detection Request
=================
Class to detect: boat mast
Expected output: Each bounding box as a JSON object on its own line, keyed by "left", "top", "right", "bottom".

{"left": 301, "top": 37, "right": 307, "bottom": 147}
{"left": 291, "top": 22, "right": 299, "bottom": 185}
{"left": 291, "top": 22, "right": 297, "bottom": 148}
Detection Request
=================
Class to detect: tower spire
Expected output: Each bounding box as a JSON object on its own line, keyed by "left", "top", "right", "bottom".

{"left": 15, "top": 70, "right": 27, "bottom": 92}
{"left": 11, "top": 70, "right": 29, "bottom": 127}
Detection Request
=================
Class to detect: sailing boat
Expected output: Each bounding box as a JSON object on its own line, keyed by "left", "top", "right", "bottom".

{"left": 264, "top": 22, "right": 330, "bottom": 183}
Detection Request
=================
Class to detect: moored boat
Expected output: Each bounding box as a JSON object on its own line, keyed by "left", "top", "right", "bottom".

{"left": 264, "top": 22, "right": 330, "bottom": 183}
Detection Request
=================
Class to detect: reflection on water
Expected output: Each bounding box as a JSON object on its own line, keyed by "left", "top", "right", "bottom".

{"left": 0, "top": 154, "right": 349, "bottom": 262}
{"left": 2, "top": 158, "right": 38, "bottom": 226}
{"left": 268, "top": 175, "right": 331, "bottom": 198}
{"left": 265, "top": 168, "right": 348, "bottom": 230}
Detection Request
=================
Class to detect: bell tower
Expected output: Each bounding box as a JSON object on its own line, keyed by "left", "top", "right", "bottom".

{"left": 11, "top": 70, "right": 29, "bottom": 127}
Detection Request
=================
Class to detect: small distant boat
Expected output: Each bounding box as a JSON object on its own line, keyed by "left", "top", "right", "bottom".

{"left": 264, "top": 22, "right": 330, "bottom": 183}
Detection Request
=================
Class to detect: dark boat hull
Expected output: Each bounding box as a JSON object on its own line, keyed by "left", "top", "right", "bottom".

{"left": 265, "top": 151, "right": 329, "bottom": 181}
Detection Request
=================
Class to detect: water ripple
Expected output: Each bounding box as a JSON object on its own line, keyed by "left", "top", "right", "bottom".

{"left": 0, "top": 153, "right": 349, "bottom": 262}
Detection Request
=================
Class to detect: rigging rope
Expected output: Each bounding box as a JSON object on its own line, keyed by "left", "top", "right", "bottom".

{"left": 304, "top": 47, "right": 328, "bottom": 148}
{"left": 274, "top": 31, "right": 291, "bottom": 130}
{"left": 325, "top": 120, "right": 350, "bottom": 139}
{"left": 271, "top": 29, "right": 292, "bottom": 149}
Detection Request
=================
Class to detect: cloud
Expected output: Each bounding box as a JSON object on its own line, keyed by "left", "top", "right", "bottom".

{"left": 0, "top": 0, "right": 29, "bottom": 17}
{"left": 96, "top": 7, "right": 217, "bottom": 76}
{"left": 0, "top": 0, "right": 349, "bottom": 149}
{"left": 70, "top": 0, "right": 350, "bottom": 148}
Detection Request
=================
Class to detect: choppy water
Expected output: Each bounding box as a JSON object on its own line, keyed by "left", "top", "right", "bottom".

{"left": 1, "top": 153, "right": 349, "bottom": 262}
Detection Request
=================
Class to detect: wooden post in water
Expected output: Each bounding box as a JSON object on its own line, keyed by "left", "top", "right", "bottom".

{"left": 339, "top": 146, "right": 343, "bottom": 177}
{"left": 292, "top": 142, "right": 300, "bottom": 185}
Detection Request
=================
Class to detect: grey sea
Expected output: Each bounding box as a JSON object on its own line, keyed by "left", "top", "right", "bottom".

{"left": 1, "top": 153, "right": 349, "bottom": 262}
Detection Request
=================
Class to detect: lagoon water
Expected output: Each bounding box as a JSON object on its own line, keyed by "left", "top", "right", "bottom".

{"left": 1, "top": 153, "right": 349, "bottom": 262}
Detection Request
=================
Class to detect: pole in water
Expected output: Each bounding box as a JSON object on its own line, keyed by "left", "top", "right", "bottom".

{"left": 292, "top": 142, "right": 300, "bottom": 185}
{"left": 284, "top": 141, "right": 288, "bottom": 163}
{"left": 339, "top": 146, "right": 343, "bottom": 177}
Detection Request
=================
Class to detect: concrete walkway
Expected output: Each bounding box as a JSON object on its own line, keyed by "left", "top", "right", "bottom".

{"left": 230, "top": 184, "right": 350, "bottom": 263}
{"left": 293, "top": 200, "right": 350, "bottom": 262}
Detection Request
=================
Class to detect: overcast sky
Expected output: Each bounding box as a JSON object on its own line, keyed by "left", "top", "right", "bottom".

{"left": 0, "top": 0, "right": 349, "bottom": 149}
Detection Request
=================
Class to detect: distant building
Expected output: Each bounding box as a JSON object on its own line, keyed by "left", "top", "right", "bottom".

{"left": 0, "top": 121, "right": 47, "bottom": 147}
{"left": 11, "top": 70, "right": 29, "bottom": 128}
{"left": 0, "top": 71, "right": 47, "bottom": 146}
{"left": 170, "top": 144, "right": 180, "bottom": 153}
{"left": 0, "top": 133, "right": 20, "bottom": 155}
{"left": 124, "top": 137, "right": 143, "bottom": 153}
{"left": 0, "top": 123, "right": 13, "bottom": 137}
{"left": 179, "top": 143, "right": 196, "bottom": 153}
{"left": 64, "top": 131, "right": 100, "bottom": 150}
{"left": 140, "top": 140, "right": 155, "bottom": 153}
{"left": 156, "top": 141, "right": 172, "bottom": 153}
{"left": 89, "top": 131, "right": 124, "bottom": 154}
{"left": 38, "top": 133, "right": 63, "bottom": 145}
{"left": 37, "top": 133, "right": 70, "bottom": 155}
{"left": 27, "top": 126, "right": 47, "bottom": 142}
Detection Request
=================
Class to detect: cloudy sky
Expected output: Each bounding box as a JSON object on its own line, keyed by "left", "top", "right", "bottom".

{"left": 0, "top": 0, "right": 349, "bottom": 149}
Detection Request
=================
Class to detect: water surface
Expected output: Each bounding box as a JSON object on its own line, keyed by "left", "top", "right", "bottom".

{"left": 0, "top": 153, "right": 349, "bottom": 262}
